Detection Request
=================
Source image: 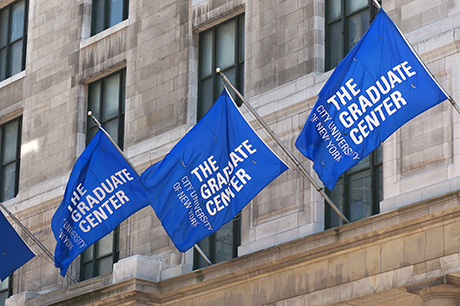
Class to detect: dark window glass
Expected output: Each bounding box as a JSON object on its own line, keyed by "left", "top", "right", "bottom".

{"left": 325, "top": 0, "right": 378, "bottom": 70}
{"left": 91, "top": 0, "right": 129, "bottom": 36}
{"left": 0, "top": 117, "right": 21, "bottom": 201}
{"left": 325, "top": 146, "right": 382, "bottom": 229}
{"left": 0, "top": 0, "right": 28, "bottom": 81}
{"left": 81, "top": 70, "right": 125, "bottom": 281}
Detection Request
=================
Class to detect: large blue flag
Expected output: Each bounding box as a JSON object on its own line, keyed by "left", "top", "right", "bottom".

{"left": 296, "top": 8, "right": 448, "bottom": 190}
{"left": 0, "top": 211, "right": 35, "bottom": 281}
{"left": 52, "top": 130, "right": 150, "bottom": 276}
{"left": 141, "top": 90, "right": 288, "bottom": 252}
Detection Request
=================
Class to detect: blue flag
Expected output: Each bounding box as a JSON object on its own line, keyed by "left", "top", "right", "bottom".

{"left": 295, "top": 8, "right": 448, "bottom": 190}
{"left": 52, "top": 130, "right": 150, "bottom": 276}
{"left": 0, "top": 211, "right": 35, "bottom": 281}
{"left": 141, "top": 90, "right": 288, "bottom": 252}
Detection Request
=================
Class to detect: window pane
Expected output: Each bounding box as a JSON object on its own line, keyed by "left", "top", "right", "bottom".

{"left": 217, "top": 67, "right": 235, "bottom": 100}
{"left": 0, "top": 48, "right": 6, "bottom": 81}
{"left": 83, "top": 245, "right": 94, "bottom": 261}
{"left": 349, "top": 170, "right": 372, "bottom": 222}
{"left": 328, "top": 21, "right": 343, "bottom": 69}
{"left": 82, "top": 262, "right": 94, "bottom": 279}
{"left": 196, "top": 236, "right": 210, "bottom": 268}
{"left": 348, "top": 155, "right": 369, "bottom": 173}
{"left": 216, "top": 20, "right": 236, "bottom": 70}
{"left": 10, "top": 40, "right": 22, "bottom": 75}
{"left": 103, "top": 118, "right": 119, "bottom": 144}
{"left": 0, "top": 277, "right": 8, "bottom": 291}
{"left": 376, "top": 145, "right": 382, "bottom": 163}
{"left": 103, "top": 73, "right": 120, "bottom": 121}
{"left": 109, "top": 0, "right": 123, "bottom": 27}
{"left": 2, "top": 162, "right": 16, "bottom": 200}
{"left": 10, "top": 0, "right": 24, "bottom": 42}
{"left": 98, "top": 256, "right": 113, "bottom": 275}
{"left": 3, "top": 121, "right": 18, "bottom": 164}
{"left": 219, "top": 67, "right": 235, "bottom": 92}
{"left": 97, "top": 232, "right": 113, "bottom": 257}
{"left": 329, "top": 176, "right": 344, "bottom": 228}
{"left": 200, "top": 30, "right": 213, "bottom": 78}
{"left": 0, "top": 9, "right": 9, "bottom": 48}
{"left": 215, "top": 221, "right": 233, "bottom": 263}
{"left": 94, "top": 0, "right": 105, "bottom": 34}
{"left": 347, "top": 0, "right": 368, "bottom": 14}
{"left": 0, "top": 290, "right": 7, "bottom": 306}
{"left": 348, "top": 9, "right": 369, "bottom": 51}
{"left": 198, "top": 77, "right": 213, "bottom": 119}
{"left": 328, "top": 0, "right": 342, "bottom": 21}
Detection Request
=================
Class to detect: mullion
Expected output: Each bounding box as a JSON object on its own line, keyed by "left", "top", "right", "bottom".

{"left": 21, "top": 0, "right": 28, "bottom": 72}
{"left": 105, "top": 0, "right": 111, "bottom": 30}
{"left": 118, "top": 70, "right": 125, "bottom": 148}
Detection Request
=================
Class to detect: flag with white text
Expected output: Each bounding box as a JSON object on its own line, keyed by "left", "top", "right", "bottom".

{"left": 295, "top": 8, "right": 448, "bottom": 190}
{"left": 52, "top": 130, "right": 150, "bottom": 276}
{"left": 0, "top": 211, "right": 35, "bottom": 281}
{"left": 141, "top": 90, "right": 288, "bottom": 252}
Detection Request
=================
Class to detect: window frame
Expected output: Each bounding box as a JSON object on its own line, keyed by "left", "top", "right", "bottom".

{"left": 91, "top": 0, "right": 129, "bottom": 36}
{"left": 79, "top": 228, "right": 120, "bottom": 281}
{"left": 80, "top": 69, "right": 125, "bottom": 281}
{"left": 0, "top": 116, "right": 22, "bottom": 202}
{"left": 197, "top": 13, "right": 245, "bottom": 121}
{"left": 194, "top": 13, "right": 245, "bottom": 269}
{"left": 193, "top": 213, "right": 241, "bottom": 270}
{"left": 325, "top": 146, "right": 382, "bottom": 229}
{"left": 0, "top": 0, "right": 28, "bottom": 82}
{"left": 325, "top": 0, "right": 379, "bottom": 71}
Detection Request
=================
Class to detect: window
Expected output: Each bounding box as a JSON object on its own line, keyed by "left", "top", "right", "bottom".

{"left": 194, "top": 15, "right": 244, "bottom": 269}
{"left": 81, "top": 70, "right": 125, "bottom": 280}
{"left": 194, "top": 213, "right": 241, "bottom": 269}
{"left": 91, "top": 0, "right": 129, "bottom": 36}
{"left": 325, "top": 146, "right": 382, "bottom": 229}
{"left": 197, "top": 14, "right": 244, "bottom": 120}
{"left": 80, "top": 229, "right": 119, "bottom": 280}
{"left": 0, "top": 117, "right": 21, "bottom": 202}
{"left": 0, "top": 277, "right": 12, "bottom": 306}
{"left": 0, "top": 0, "right": 28, "bottom": 81}
{"left": 325, "top": 0, "right": 378, "bottom": 70}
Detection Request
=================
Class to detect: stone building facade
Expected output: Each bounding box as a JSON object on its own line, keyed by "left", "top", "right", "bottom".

{"left": 0, "top": 0, "right": 459, "bottom": 305}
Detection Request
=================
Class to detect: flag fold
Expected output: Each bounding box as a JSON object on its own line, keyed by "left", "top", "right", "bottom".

{"left": 141, "top": 90, "right": 288, "bottom": 252}
{"left": 52, "top": 130, "right": 150, "bottom": 276}
{"left": 295, "top": 8, "right": 448, "bottom": 190}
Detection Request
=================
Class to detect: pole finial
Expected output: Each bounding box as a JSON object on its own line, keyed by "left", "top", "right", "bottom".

{"left": 372, "top": 0, "right": 381, "bottom": 9}
{"left": 87, "top": 111, "right": 92, "bottom": 116}
{"left": 216, "top": 68, "right": 221, "bottom": 73}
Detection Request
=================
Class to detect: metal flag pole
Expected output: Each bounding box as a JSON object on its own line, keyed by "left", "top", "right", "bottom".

{"left": 0, "top": 203, "right": 79, "bottom": 283}
{"left": 372, "top": 0, "right": 380, "bottom": 9}
{"left": 216, "top": 69, "right": 350, "bottom": 224}
{"left": 372, "top": 0, "right": 460, "bottom": 115}
{"left": 87, "top": 112, "right": 213, "bottom": 266}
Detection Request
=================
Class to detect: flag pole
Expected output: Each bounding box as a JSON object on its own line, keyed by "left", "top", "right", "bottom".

{"left": 87, "top": 112, "right": 214, "bottom": 265}
{"left": 372, "top": 0, "right": 460, "bottom": 115}
{"left": 88, "top": 111, "right": 141, "bottom": 176}
{"left": 216, "top": 69, "right": 350, "bottom": 224}
{"left": 0, "top": 203, "right": 79, "bottom": 283}
{"left": 372, "top": 0, "right": 380, "bottom": 9}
